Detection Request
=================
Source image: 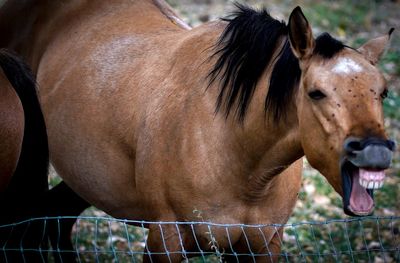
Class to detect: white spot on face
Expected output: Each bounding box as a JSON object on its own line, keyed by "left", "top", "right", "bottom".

{"left": 332, "top": 58, "right": 363, "bottom": 75}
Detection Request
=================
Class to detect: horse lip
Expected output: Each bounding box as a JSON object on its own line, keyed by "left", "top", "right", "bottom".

{"left": 347, "top": 204, "right": 374, "bottom": 216}
{"left": 340, "top": 159, "right": 374, "bottom": 217}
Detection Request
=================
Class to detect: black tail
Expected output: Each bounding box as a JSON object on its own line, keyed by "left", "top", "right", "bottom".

{"left": 0, "top": 49, "right": 49, "bottom": 197}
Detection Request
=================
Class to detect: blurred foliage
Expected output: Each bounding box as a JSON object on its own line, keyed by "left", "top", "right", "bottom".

{"left": 384, "top": 91, "right": 400, "bottom": 120}
{"left": 302, "top": 1, "right": 371, "bottom": 34}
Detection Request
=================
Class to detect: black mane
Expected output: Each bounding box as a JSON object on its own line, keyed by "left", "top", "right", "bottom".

{"left": 208, "top": 4, "right": 345, "bottom": 122}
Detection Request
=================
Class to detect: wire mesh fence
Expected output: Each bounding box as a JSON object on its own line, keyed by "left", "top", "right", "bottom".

{"left": 0, "top": 216, "right": 399, "bottom": 262}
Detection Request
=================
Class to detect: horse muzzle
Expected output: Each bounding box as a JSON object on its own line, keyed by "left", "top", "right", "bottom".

{"left": 341, "top": 137, "right": 396, "bottom": 216}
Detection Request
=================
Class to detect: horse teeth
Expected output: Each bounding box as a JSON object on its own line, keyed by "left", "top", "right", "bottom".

{"left": 362, "top": 181, "right": 367, "bottom": 188}
{"left": 359, "top": 178, "right": 366, "bottom": 188}
{"left": 361, "top": 180, "right": 369, "bottom": 188}
{"left": 360, "top": 180, "right": 384, "bottom": 190}
{"left": 367, "top": 181, "right": 374, "bottom": 189}
{"left": 375, "top": 181, "right": 384, "bottom": 189}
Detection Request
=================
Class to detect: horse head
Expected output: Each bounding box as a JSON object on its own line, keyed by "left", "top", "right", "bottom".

{"left": 289, "top": 7, "right": 395, "bottom": 216}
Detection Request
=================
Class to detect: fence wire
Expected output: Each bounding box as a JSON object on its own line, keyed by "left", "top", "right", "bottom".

{"left": 0, "top": 216, "right": 399, "bottom": 262}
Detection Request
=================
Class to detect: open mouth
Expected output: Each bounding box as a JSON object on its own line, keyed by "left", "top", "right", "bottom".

{"left": 341, "top": 161, "right": 386, "bottom": 216}
{"left": 341, "top": 137, "right": 395, "bottom": 216}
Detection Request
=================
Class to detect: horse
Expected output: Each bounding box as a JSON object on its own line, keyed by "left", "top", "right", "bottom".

{"left": 0, "top": 49, "right": 90, "bottom": 262}
{"left": 0, "top": 0, "right": 395, "bottom": 262}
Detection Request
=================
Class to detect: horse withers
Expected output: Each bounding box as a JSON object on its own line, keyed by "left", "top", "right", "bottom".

{"left": 0, "top": 1, "right": 395, "bottom": 262}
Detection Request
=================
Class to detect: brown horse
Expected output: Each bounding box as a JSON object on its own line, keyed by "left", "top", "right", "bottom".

{"left": 0, "top": 1, "right": 395, "bottom": 261}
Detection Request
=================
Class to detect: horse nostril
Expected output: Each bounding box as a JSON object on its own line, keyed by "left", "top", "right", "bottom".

{"left": 387, "top": 139, "right": 396, "bottom": 151}
{"left": 344, "top": 137, "right": 363, "bottom": 154}
{"left": 344, "top": 137, "right": 394, "bottom": 169}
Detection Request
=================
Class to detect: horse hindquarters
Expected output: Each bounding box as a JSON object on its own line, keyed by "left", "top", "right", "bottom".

{"left": 0, "top": 60, "right": 23, "bottom": 192}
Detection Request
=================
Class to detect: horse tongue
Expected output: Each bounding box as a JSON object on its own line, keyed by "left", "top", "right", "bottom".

{"left": 349, "top": 170, "right": 374, "bottom": 214}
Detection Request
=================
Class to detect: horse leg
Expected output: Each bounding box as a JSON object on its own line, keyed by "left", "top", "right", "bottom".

{"left": 21, "top": 219, "right": 49, "bottom": 262}
{"left": 0, "top": 201, "right": 49, "bottom": 263}
{"left": 263, "top": 228, "right": 284, "bottom": 263}
{"left": 246, "top": 228, "right": 284, "bottom": 263}
{"left": 224, "top": 227, "right": 284, "bottom": 263}
{"left": 0, "top": 182, "right": 90, "bottom": 263}
{"left": 0, "top": 220, "right": 47, "bottom": 262}
{"left": 44, "top": 182, "right": 90, "bottom": 263}
{"left": 143, "top": 224, "right": 190, "bottom": 263}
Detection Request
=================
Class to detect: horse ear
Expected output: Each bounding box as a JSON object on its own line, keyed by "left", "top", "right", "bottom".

{"left": 357, "top": 28, "right": 394, "bottom": 65}
{"left": 288, "top": 6, "right": 315, "bottom": 62}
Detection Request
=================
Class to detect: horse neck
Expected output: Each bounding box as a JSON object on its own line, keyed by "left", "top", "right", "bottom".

{"left": 220, "top": 93, "right": 303, "bottom": 199}
{"left": 213, "top": 91, "right": 303, "bottom": 199}
{"left": 208, "top": 28, "right": 303, "bottom": 174}
{"left": 175, "top": 23, "right": 303, "bottom": 195}
{"left": 232, "top": 100, "right": 303, "bottom": 165}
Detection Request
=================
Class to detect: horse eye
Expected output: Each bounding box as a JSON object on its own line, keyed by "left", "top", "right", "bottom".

{"left": 308, "top": 90, "right": 326, "bottom": 100}
{"left": 380, "top": 89, "right": 388, "bottom": 100}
